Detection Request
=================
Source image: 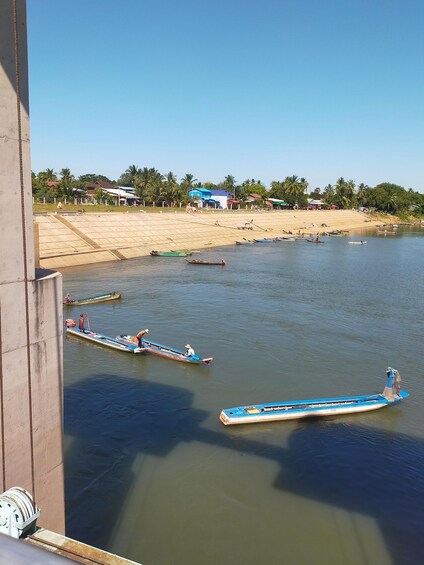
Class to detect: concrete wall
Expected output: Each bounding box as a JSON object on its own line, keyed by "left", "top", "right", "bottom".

{"left": 0, "top": 0, "right": 65, "bottom": 532}
{"left": 35, "top": 209, "right": 375, "bottom": 269}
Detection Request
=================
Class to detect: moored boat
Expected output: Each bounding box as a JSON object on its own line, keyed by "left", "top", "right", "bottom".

{"left": 185, "top": 259, "right": 226, "bottom": 266}
{"left": 116, "top": 334, "right": 213, "bottom": 365}
{"left": 327, "top": 230, "right": 348, "bottom": 237}
{"left": 66, "top": 326, "right": 145, "bottom": 354}
{"left": 150, "top": 250, "right": 192, "bottom": 257}
{"left": 306, "top": 239, "right": 324, "bottom": 243}
{"left": 219, "top": 368, "right": 408, "bottom": 425}
{"left": 63, "top": 291, "right": 121, "bottom": 306}
{"left": 235, "top": 240, "right": 255, "bottom": 245}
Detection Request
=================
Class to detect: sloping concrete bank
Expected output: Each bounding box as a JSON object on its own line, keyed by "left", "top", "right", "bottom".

{"left": 34, "top": 209, "right": 376, "bottom": 269}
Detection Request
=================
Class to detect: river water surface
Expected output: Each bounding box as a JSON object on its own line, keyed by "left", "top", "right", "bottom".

{"left": 62, "top": 227, "right": 424, "bottom": 565}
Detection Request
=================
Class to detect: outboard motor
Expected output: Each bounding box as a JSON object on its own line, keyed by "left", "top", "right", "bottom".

{"left": 0, "top": 487, "right": 40, "bottom": 538}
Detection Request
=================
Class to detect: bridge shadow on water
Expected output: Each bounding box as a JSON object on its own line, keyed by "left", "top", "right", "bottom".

{"left": 64, "top": 374, "right": 423, "bottom": 565}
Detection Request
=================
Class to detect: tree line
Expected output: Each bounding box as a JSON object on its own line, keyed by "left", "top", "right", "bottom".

{"left": 32, "top": 166, "right": 424, "bottom": 216}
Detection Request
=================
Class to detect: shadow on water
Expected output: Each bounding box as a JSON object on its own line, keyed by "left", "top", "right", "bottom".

{"left": 65, "top": 375, "right": 423, "bottom": 565}
{"left": 273, "top": 421, "right": 424, "bottom": 565}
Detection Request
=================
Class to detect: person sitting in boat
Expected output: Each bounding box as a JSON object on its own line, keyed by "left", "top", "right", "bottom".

{"left": 221, "top": 259, "right": 226, "bottom": 265}
{"left": 136, "top": 328, "right": 149, "bottom": 348}
{"left": 185, "top": 344, "right": 195, "bottom": 357}
{"left": 64, "top": 293, "right": 72, "bottom": 304}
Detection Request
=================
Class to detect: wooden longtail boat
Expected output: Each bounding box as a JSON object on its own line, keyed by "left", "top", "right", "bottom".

{"left": 66, "top": 327, "right": 145, "bottom": 354}
{"left": 219, "top": 368, "right": 408, "bottom": 426}
{"left": 185, "top": 259, "right": 226, "bottom": 266}
{"left": 64, "top": 291, "right": 121, "bottom": 306}
{"left": 116, "top": 335, "right": 213, "bottom": 365}
{"left": 150, "top": 250, "right": 192, "bottom": 257}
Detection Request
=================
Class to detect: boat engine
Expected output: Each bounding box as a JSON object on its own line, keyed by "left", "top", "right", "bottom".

{"left": 0, "top": 487, "right": 40, "bottom": 538}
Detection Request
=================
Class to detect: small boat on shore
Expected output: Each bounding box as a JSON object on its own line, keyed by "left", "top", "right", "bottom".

{"left": 219, "top": 368, "right": 408, "bottom": 425}
{"left": 326, "top": 230, "right": 348, "bottom": 237}
{"left": 186, "top": 259, "right": 226, "bottom": 266}
{"left": 116, "top": 335, "right": 213, "bottom": 365}
{"left": 253, "top": 238, "right": 276, "bottom": 243}
{"left": 235, "top": 240, "right": 255, "bottom": 245}
{"left": 150, "top": 250, "right": 192, "bottom": 257}
{"left": 64, "top": 291, "right": 121, "bottom": 306}
{"left": 66, "top": 326, "right": 145, "bottom": 354}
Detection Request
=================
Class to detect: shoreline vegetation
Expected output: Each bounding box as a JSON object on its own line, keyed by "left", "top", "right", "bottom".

{"left": 33, "top": 207, "right": 418, "bottom": 270}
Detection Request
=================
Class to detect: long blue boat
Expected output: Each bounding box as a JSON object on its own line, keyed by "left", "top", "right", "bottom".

{"left": 220, "top": 368, "right": 408, "bottom": 425}
{"left": 116, "top": 334, "right": 213, "bottom": 365}
{"left": 66, "top": 327, "right": 146, "bottom": 354}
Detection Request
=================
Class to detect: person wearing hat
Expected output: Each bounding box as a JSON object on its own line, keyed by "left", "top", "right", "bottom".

{"left": 136, "top": 328, "right": 149, "bottom": 348}
{"left": 185, "top": 344, "right": 195, "bottom": 357}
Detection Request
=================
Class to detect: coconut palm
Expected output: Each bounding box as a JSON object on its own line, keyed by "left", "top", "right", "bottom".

{"left": 120, "top": 164, "right": 142, "bottom": 189}
{"left": 59, "top": 168, "right": 75, "bottom": 196}
{"left": 181, "top": 173, "right": 197, "bottom": 192}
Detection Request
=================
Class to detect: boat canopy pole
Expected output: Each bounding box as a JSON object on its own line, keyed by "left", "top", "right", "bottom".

{"left": 382, "top": 367, "right": 401, "bottom": 401}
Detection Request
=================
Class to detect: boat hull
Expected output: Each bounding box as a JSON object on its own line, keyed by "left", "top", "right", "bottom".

{"left": 150, "top": 250, "right": 192, "bottom": 257}
{"left": 64, "top": 292, "right": 121, "bottom": 306}
{"left": 67, "top": 327, "right": 145, "bottom": 354}
{"left": 116, "top": 335, "right": 212, "bottom": 365}
{"left": 185, "top": 259, "right": 225, "bottom": 265}
{"left": 220, "top": 391, "right": 409, "bottom": 425}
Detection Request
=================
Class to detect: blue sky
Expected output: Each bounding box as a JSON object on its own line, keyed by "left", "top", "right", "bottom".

{"left": 27, "top": 0, "right": 424, "bottom": 191}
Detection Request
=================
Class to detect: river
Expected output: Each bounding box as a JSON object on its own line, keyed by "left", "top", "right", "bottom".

{"left": 62, "top": 226, "right": 424, "bottom": 565}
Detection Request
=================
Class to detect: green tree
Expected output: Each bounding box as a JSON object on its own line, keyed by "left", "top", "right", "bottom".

{"left": 162, "top": 172, "right": 182, "bottom": 206}
{"left": 118, "top": 165, "right": 142, "bottom": 189}
{"left": 59, "top": 168, "right": 75, "bottom": 197}
{"left": 180, "top": 173, "right": 197, "bottom": 194}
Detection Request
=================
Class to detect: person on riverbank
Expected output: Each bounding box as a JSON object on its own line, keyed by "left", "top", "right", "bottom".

{"left": 136, "top": 328, "right": 149, "bottom": 348}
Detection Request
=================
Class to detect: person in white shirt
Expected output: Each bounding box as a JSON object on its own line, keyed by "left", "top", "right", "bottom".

{"left": 185, "top": 344, "right": 195, "bottom": 357}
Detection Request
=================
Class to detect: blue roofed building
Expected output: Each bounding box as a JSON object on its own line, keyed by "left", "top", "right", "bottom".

{"left": 187, "top": 188, "right": 232, "bottom": 209}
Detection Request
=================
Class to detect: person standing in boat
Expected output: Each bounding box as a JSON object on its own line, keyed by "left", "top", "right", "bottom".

{"left": 136, "top": 328, "right": 149, "bottom": 348}
{"left": 78, "top": 314, "right": 85, "bottom": 332}
{"left": 185, "top": 344, "right": 195, "bottom": 357}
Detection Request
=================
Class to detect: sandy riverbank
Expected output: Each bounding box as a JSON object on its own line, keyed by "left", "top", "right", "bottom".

{"left": 34, "top": 209, "right": 380, "bottom": 270}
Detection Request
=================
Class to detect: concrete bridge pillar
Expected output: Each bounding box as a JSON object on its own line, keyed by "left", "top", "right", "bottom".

{"left": 0, "top": 0, "right": 65, "bottom": 532}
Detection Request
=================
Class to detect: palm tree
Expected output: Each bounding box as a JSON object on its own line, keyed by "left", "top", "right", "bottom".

{"left": 138, "top": 168, "right": 164, "bottom": 204}
{"left": 323, "top": 184, "right": 335, "bottom": 206}
{"left": 181, "top": 173, "right": 197, "bottom": 191}
{"left": 162, "top": 172, "right": 180, "bottom": 206}
{"left": 123, "top": 164, "right": 142, "bottom": 189}
{"left": 44, "top": 168, "right": 57, "bottom": 181}
{"left": 59, "top": 168, "right": 74, "bottom": 196}
{"left": 335, "top": 177, "right": 355, "bottom": 209}
{"left": 357, "top": 183, "right": 368, "bottom": 206}
{"left": 223, "top": 174, "right": 237, "bottom": 199}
